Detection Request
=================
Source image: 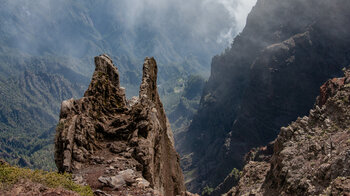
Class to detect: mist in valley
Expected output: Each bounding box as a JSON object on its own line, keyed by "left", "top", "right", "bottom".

{"left": 0, "top": 0, "right": 257, "bottom": 170}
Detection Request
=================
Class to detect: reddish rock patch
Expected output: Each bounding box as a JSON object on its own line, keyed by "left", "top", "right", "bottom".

{"left": 318, "top": 77, "right": 345, "bottom": 106}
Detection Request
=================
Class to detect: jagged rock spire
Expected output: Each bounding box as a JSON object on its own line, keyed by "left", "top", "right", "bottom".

{"left": 84, "top": 54, "right": 126, "bottom": 110}
{"left": 139, "top": 57, "right": 158, "bottom": 102}
{"left": 55, "top": 55, "right": 186, "bottom": 196}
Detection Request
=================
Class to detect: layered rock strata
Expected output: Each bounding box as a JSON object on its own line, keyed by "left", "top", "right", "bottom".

{"left": 55, "top": 54, "right": 186, "bottom": 195}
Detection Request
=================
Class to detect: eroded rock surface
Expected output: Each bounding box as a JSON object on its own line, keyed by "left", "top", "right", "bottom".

{"left": 55, "top": 54, "right": 186, "bottom": 195}
{"left": 226, "top": 71, "right": 350, "bottom": 195}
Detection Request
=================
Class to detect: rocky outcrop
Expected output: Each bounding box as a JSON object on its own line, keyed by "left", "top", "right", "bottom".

{"left": 55, "top": 54, "right": 186, "bottom": 195}
{"left": 225, "top": 71, "right": 350, "bottom": 195}
{"left": 317, "top": 77, "right": 345, "bottom": 107}
{"left": 179, "top": 0, "right": 350, "bottom": 192}
{"left": 212, "top": 143, "right": 274, "bottom": 196}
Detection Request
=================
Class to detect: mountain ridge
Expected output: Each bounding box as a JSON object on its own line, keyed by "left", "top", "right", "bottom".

{"left": 179, "top": 0, "right": 350, "bottom": 192}
{"left": 225, "top": 70, "right": 350, "bottom": 195}
{"left": 0, "top": 0, "right": 243, "bottom": 169}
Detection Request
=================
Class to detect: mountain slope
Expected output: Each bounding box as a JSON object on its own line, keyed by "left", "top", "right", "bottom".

{"left": 179, "top": 0, "right": 350, "bottom": 192}
{"left": 0, "top": 0, "right": 251, "bottom": 170}
{"left": 226, "top": 71, "right": 350, "bottom": 195}
{"left": 0, "top": 159, "right": 93, "bottom": 195}
{"left": 0, "top": 56, "right": 88, "bottom": 170}
{"left": 0, "top": 0, "right": 239, "bottom": 80}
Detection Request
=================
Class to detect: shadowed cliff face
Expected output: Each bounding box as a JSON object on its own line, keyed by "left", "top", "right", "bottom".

{"left": 55, "top": 55, "right": 186, "bottom": 195}
{"left": 226, "top": 71, "right": 350, "bottom": 195}
{"left": 179, "top": 0, "right": 350, "bottom": 192}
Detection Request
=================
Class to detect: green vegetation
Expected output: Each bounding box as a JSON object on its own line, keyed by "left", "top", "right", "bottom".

{"left": 0, "top": 54, "right": 207, "bottom": 170}
{"left": 164, "top": 75, "right": 206, "bottom": 134}
{"left": 321, "top": 129, "right": 328, "bottom": 136}
{"left": 97, "top": 71, "right": 105, "bottom": 78}
{"left": 202, "top": 185, "right": 214, "bottom": 196}
{"left": 57, "top": 122, "right": 65, "bottom": 133}
{"left": 0, "top": 0, "right": 227, "bottom": 172}
{"left": 0, "top": 55, "right": 87, "bottom": 170}
{"left": 0, "top": 162, "right": 93, "bottom": 195}
{"left": 230, "top": 168, "right": 242, "bottom": 180}
{"left": 183, "top": 75, "right": 206, "bottom": 100}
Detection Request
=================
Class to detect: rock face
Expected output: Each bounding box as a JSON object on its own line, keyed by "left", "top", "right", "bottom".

{"left": 55, "top": 55, "right": 186, "bottom": 195}
{"left": 179, "top": 0, "right": 350, "bottom": 192}
{"left": 226, "top": 71, "right": 350, "bottom": 195}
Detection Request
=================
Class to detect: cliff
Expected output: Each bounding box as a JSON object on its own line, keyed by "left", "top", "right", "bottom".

{"left": 179, "top": 0, "right": 350, "bottom": 192}
{"left": 55, "top": 55, "right": 186, "bottom": 195}
{"left": 225, "top": 70, "right": 350, "bottom": 195}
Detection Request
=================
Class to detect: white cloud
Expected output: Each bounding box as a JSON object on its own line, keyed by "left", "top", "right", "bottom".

{"left": 215, "top": 0, "right": 257, "bottom": 44}
{"left": 111, "top": 0, "right": 257, "bottom": 46}
{"left": 1, "top": 0, "right": 257, "bottom": 60}
{"left": 234, "top": 0, "right": 257, "bottom": 32}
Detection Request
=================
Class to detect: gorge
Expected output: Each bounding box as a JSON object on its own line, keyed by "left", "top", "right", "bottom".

{"left": 1, "top": 0, "right": 350, "bottom": 195}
